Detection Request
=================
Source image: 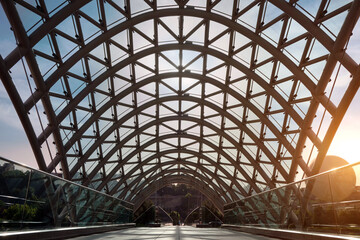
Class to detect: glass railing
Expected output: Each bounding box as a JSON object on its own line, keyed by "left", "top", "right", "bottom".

{"left": 224, "top": 161, "right": 360, "bottom": 236}
{"left": 0, "top": 156, "right": 133, "bottom": 232}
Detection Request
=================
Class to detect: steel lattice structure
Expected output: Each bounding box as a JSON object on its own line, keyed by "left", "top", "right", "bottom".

{"left": 0, "top": 0, "right": 359, "bottom": 212}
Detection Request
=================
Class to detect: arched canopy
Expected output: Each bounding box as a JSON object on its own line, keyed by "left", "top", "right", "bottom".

{"left": 132, "top": 175, "right": 226, "bottom": 212}
{"left": 1, "top": 0, "right": 359, "bottom": 211}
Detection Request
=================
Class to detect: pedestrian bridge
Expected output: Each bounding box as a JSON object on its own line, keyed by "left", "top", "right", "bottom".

{"left": 66, "top": 226, "right": 301, "bottom": 240}
{"left": 0, "top": 0, "right": 360, "bottom": 239}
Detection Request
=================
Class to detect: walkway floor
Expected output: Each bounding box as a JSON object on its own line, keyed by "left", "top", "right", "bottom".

{"left": 68, "top": 226, "right": 280, "bottom": 240}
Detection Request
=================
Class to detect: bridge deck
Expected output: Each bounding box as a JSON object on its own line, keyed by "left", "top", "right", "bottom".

{"left": 68, "top": 226, "right": 280, "bottom": 240}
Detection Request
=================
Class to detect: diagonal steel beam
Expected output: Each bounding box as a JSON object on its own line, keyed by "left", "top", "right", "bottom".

{"left": 4, "top": 0, "right": 92, "bottom": 70}
{"left": 121, "top": 163, "right": 234, "bottom": 203}
{"left": 132, "top": 175, "right": 225, "bottom": 213}
{"left": 268, "top": 0, "right": 358, "bottom": 75}
{"left": 0, "top": 0, "right": 69, "bottom": 175}
{"left": 23, "top": 8, "right": 337, "bottom": 118}
{"left": 288, "top": 0, "right": 360, "bottom": 179}
{"left": 0, "top": 55, "right": 47, "bottom": 170}
{"left": 68, "top": 97, "right": 286, "bottom": 185}
{"left": 128, "top": 169, "right": 225, "bottom": 203}
{"left": 47, "top": 71, "right": 299, "bottom": 179}
{"left": 106, "top": 148, "right": 248, "bottom": 198}
{"left": 93, "top": 132, "right": 267, "bottom": 196}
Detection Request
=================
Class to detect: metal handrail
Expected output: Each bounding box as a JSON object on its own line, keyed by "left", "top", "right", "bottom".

{"left": 224, "top": 160, "right": 360, "bottom": 208}
{"left": 0, "top": 156, "right": 134, "bottom": 209}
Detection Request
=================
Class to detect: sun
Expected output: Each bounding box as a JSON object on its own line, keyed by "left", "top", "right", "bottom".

{"left": 327, "top": 115, "right": 360, "bottom": 165}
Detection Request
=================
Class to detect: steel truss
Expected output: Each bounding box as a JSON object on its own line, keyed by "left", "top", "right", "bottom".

{"left": 1, "top": 0, "right": 360, "bottom": 212}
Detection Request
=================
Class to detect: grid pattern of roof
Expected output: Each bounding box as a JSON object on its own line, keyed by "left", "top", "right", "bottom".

{"left": 1, "top": 0, "right": 359, "bottom": 211}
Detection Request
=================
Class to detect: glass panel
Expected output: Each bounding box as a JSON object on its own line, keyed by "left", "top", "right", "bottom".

{"left": 0, "top": 157, "right": 133, "bottom": 232}
{"left": 224, "top": 161, "right": 360, "bottom": 236}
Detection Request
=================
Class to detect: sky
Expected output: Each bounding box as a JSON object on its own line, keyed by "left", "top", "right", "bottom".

{"left": 0, "top": 1, "right": 359, "bottom": 172}
{"left": 327, "top": 90, "right": 360, "bottom": 164}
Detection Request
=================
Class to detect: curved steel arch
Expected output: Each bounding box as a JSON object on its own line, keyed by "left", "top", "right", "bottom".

{"left": 119, "top": 162, "right": 235, "bottom": 202}
{"left": 126, "top": 168, "right": 231, "bottom": 203}
{"left": 17, "top": 7, "right": 335, "bottom": 175}
{"left": 132, "top": 175, "right": 225, "bottom": 213}
{"left": 83, "top": 117, "right": 251, "bottom": 189}
{"left": 94, "top": 132, "right": 265, "bottom": 196}
{"left": 22, "top": 7, "right": 335, "bottom": 112}
{"left": 3, "top": 0, "right": 92, "bottom": 69}
{"left": 268, "top": 0, "right": 358, "bottom": 75}
{"left": 106, "top": 148, "right": 249, "bottom": 197}
{"left": 49, "top": 70, "right": 298, "bottom": 179}
{"left": 66, "top": 74, "right": 293, "bottom": 180}
{"left": 0, "top": 0, "right": 70, "bottom": 176}
{"left": 41, "top": 44, "right": 310, "bottom": 147}
{"left": 38, "top": 40, "right": 312, "bottom": 145}
{"left": 68, "top": 97, "right": 285, "bottom": 187}
{"left": 34, "top": 40, "right": 322, "bottom": 175}
{"left": 0, "top": 56, "right": 47, "bottom": 170}
{"left": 4, "top": 1, "right": 357, "bottom": 79}
{"left": 130, "top": 167, "right": 280, "bottom": 222}
{"left": 43, "top": 43, "right": 308, "bottom": 130}
{"left": 47, "top": 70, "right": 295, "bottom": 166}
{"left": 288, "top": 1, "right": 360, "bottom": 178}
{"left": 1, "top": 0, "right": 360, "bottom": 212}
{"left": 85, "top": 114, "right": 268, "bottom": 192}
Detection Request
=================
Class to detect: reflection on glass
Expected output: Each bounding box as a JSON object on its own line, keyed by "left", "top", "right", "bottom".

{"left": 224, "top": 161, "right": 360, "bottom": 236}
{"left": 0, "top": 157, "right": 133, "bottom": 232}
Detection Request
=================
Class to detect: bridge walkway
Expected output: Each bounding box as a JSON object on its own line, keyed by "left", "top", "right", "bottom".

{"left": 69, "top": 226, "right": 280, "bottom": 240}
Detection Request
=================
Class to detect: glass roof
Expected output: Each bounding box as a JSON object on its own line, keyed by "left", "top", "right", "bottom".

{"left": 0, "top": 0, "right": 359, "bottom": 210}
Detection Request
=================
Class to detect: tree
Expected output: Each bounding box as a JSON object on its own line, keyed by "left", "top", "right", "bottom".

{"left": 170, "top": 211, "right": 180, "bottom": 225}
{"left": 2, "top": 204, "right": 37, "bottom": 221}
